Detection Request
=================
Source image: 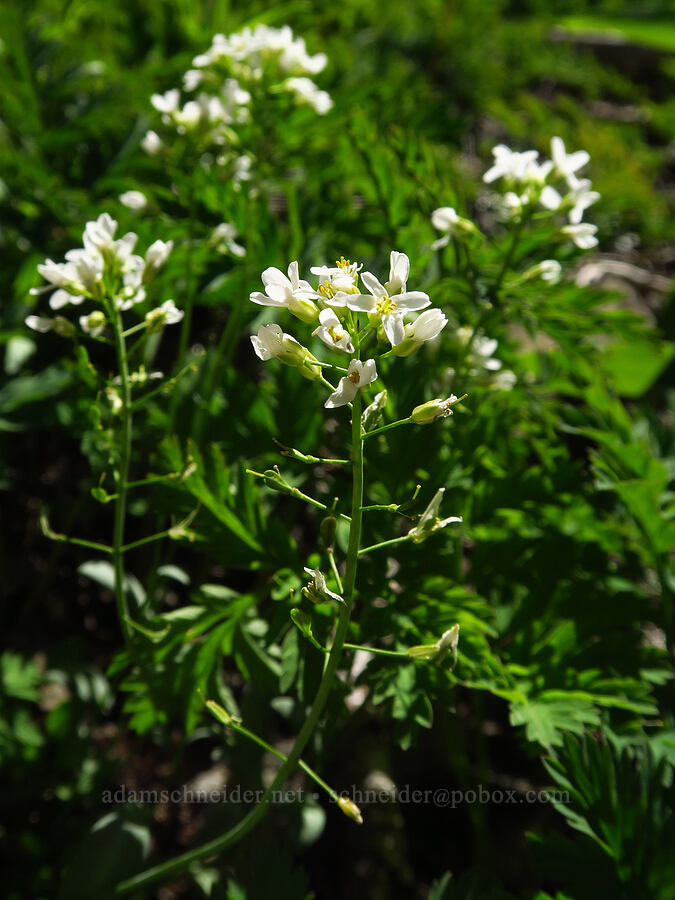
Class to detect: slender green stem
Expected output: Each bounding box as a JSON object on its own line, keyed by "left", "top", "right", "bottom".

{"left": 212, "top": 713, "right": 340, "bottom": 802}
{"left": 327, "top": 547, "right": 343, "bottom": 594}
{"left": 121, "top": 529, "right": 172, "bottom": 554}
{"left": 110, "top": 307, "right": 133, "bottom": 642}
{"left": 363, "top": 416, "right": 413, "bottom": 440}
{"left": 359, "top": 534, "right": 412, "bottom": 556}
{"left": 343, "top": 642, "right": 407, "bottom": 658}
{"left": 115, "top": 395, "right": 365, "bottom": 896}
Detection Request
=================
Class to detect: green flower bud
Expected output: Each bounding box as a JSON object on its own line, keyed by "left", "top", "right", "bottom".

{"left": 320, "top": 514, "right": 338, "bottom": 548}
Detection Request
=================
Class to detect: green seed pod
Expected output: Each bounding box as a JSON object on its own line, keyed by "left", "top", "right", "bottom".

{"left": 320, "top": 514, "right": 337, "bottom": 548}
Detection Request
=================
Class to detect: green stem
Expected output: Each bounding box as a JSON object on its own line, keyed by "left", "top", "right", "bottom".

{"left": 359, "top": 534, "right": 412, "bottom": 556}
{"left": 343, "top": 642, "right": 407, "bottom": 658}
{"left": 363, "top": 416, "right": 413, "bottom": 440}
{"left": 327, "top": 547, "right": 343, "bottom": 594}
{"left": 115, "top": 394, "right": 365, "bottom": 896}
{"left": 214, "top": 714, "right": 340, "bottom": 802}
{"left": 111, "top": 307, "right": 133, "bottom": 641}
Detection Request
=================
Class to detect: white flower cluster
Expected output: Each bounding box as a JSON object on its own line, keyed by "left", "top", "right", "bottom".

{"left": 456, "top": 328, "right": 516, "bottom": 391}
{"left": 249, "top": 252, "right": 448, "bottom": 408}
{"left": 143, "top": 24, "right": 331, "bottom": 166}
{"left": 483, "top": 136, "right": 600, "bottom": 249}
{"left": 26, "top": 213, "right": 181, "bottom": 338}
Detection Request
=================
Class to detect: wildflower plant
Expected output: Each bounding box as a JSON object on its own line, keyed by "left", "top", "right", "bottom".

{"left": 110, "top": 249, "right": 464, "bottom": 894}
{"left": 26, "top": 213, "right": 192, "bottom": 643}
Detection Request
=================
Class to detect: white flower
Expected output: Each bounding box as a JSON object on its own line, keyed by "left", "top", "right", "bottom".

{"left": 484, "top": 145, "right": 539, "bottom": 184}
{"left": 25, "top": 315, "right": 75, "bottom": 337}
{"left": 302, "top": 567, "right": 344, "bottom": 605}
{"left": 151, "top": 89, "right": 180, "bottom": 116}
{"left": 431, "top": 208, "right": 480, "bottom": 248}
{"left": 250, "top": 324, "right": 319, "bottom": 379}
{"left": 83, "top": 213, "right": 118, "bottom": 252}
{"left": 48, "top": 289, "right": 85, "bottom": 310}
{"left": 539, "top": 185, "right": 563, "bottom": 211}
{"left": 119, "top": 190, "right": 148, "bottom": 211}
{"left": 392, "top": 308, "right": 448, "bottom": 356}
{"left": 325, "top": 358, "right": 377, "bottom": 409}
{"left": 312, "top": 308, "right": 354, "bottom": 353}
{"left": 25, "top": 315, "right": 55, "bottom": 333}
{"left": 551, "top": 136, "right": 589, "bottom": 183}
{"left": 145, "top": 299, "right": 184, "bottom": 332}
{"left": 211, "top": 223, "right": 246, "bottom": 257}
{"left": 493, "top": 369, "right": 517, "bottom": 390}
{"left": 141, "top": 130, "right": 162, "bottom": 155}
{"left": 567, "top": 178, "right": 600, "bottom": 225}
{"left": 311, "top": 257, "right": 362, "bottom": 302}
{"left": 522, "top": 259, "right": 562, "bottom": 285}
{"left": 284, "top": 77, "right": 333, "bottom": 114}
{"left": 250, "top": 261, "right": 319, "bottom": 323}
{"left": 408, "top": 488, "right": 462, "bottom": 543}
{"left": 562, "top": 223, "right": 598, "bottom": 250}
{"left": 345, "top": 252, "right": 430, "bottom": 346}
{"left": 538, "top": 260, "right": 562, "bottom": 284}
{"left": 183, "top": 69, "right": 203, "bottom": 91}
{"left": 144, "top": 239, "right": 174, "bottom": 275}
{"left": 79, "top": 311, "right": 107, "bottom": 336}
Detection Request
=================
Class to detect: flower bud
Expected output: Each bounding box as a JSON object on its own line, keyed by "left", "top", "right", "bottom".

{"left": 262, "top": 468, "right": 294, "bottom": 495}
{"left": 320, "top": 514, "right": 337, "bottom": 548}
{"left": 288, "top": 294, "right": 319, "bottom": 324}
{"left": 51, "top": 316, "right": 76, "bottom": 337}
{"left": 79, "top": 310, "right": 107, "bottom": 336}
{"left": 206, "top": 699, "right": 241, "bottom": 727}
{"left": 411, "top": 395, "right": 463, "bottom": 424}
{"left": 337, "top": 796, "right": 363, "bottom": 825}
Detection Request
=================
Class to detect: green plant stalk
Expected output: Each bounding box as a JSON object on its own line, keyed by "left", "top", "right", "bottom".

{"left": 359, "top": 534, "right": 412, "bottom": 555}
{"left": 110, "top": 306, "right": 133, "bottom": 642}
{"left": 210, "top": 711, "right": 340, "bottom": 803}
{"left": 115, "top": 392, "right": 365, "bottom": 896}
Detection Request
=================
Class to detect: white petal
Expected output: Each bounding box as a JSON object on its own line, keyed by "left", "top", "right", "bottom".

{"left": 388, "top": 251, "right": 409, "bottom": 288}
{"left": 395, "top": 291, "right": 431, "bottom": 312}
{"left": 249, "top": 290, "right": 286, "bottom": 307}
{"left": 360, "top": 271, "right": 387, "bottom": 298}
{"left": 382, "top": 313, "right": 405, "bottom": 346}
{"left": 324, "top": 376, "right": 358, "bottom": 408}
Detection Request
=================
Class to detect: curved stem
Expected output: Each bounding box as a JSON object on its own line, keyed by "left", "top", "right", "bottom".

{"left": 115, "top": 393, "right": 365, "bottom": 896}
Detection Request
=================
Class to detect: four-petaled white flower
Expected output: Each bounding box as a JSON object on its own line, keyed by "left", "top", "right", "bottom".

{"left": 325, "top": 359, "right": 377, "bottom": 408}
{"left": 484, "top": 145, "right": 544, "bottom": 185}
{"left": 250, "top": 261, "right": 319, "bottom": 323}
{"left": 551, "top": 136, "right": 589, "bottom": 183}
{"left": 345, "top": 252, "right": 430, "bottom": 346}
{"left": 562, "top": 223, "right": 598, "bottom": 250}
{"left": 567, "top": 177, "right": 600, "bottom": 225}
{"left": 312, "top": 308, "right": 354, "bottom": 353}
